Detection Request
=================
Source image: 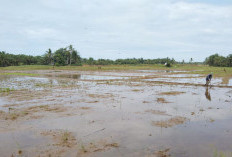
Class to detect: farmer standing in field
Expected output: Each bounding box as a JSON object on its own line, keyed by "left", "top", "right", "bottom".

{"left": 205, "top": 73, "right": 213, "bottom": 86}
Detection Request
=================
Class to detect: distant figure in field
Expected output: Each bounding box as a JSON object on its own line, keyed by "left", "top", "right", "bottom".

{"left": 205, "top": 73, "right": 213, "bottom": 86}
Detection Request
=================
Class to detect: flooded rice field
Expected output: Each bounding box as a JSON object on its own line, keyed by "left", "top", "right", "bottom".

{"left": 0, "top": 70, "right": 232, "bottom": 157}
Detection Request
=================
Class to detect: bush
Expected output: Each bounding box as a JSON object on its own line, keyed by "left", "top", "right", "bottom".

{"left": 165, "top": 62, "right": 171, "bottom": 67}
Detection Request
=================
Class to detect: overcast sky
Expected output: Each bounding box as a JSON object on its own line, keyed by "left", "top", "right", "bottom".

{"left": 0, "top": 0, "right": 232, "bottom": 61}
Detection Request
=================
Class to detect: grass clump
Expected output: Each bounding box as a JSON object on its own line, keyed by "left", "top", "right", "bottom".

{"left": 5, "top": 111, "right": 29, "bottom": 120}
{"left": 62, "top": 131, "right": 70, "bottom": 143}
{"left": 81, "top": 144, "right": 88, "bottom": 153}
{"left": 8, "top": 112, "right": 19, "bottom": 120}
{"left": 0, "top": 87, "right": 14, "bottom": 93}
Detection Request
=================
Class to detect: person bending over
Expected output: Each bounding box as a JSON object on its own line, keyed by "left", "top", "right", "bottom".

{"left": 205, "top": 73, "right": 213, "bottom": 86}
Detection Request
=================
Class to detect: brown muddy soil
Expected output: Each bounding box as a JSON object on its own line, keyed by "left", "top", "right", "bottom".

{"left": 0, "top": 69, "right": 232, "bottom": 157}
{"left": 156, "top": 97, "right": 171, "bottom": 103}
{"left": 151, "top": 116, "right": 188, "bottom": 128}
{"left": 158, "top": 91, "right": 186, "bottom": 96}
{"left": 145, "top": 109, "right": 171, "bottom": 116}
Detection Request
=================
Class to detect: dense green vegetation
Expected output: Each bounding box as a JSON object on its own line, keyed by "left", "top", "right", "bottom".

{"left": 0, "top": 49, "right": 175, "bottom": 67}
{"left": 0, "top": 45, "right": 231, "bottom": 67}
{"left": 82, "top": 57, "right": 176, "bottom": 65}
{"left": 0, "top": 45, "right": 81, "bottom": 67}
{"left": 204, "top": 53, "right": 232, "bottom": 67}
{"left": 0, "top": 52, "right": 43, "bottom": 66}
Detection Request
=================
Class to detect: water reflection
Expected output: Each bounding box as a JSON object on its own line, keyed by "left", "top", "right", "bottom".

{"left": 205, "top": 87, "right": 211, "bottom": 101}
{"left": 49, "top": 79, "right": 54, "bottom": 85}
{"left": 46, "top": 74, "right": 81, "bottom": 79}
{"left": 60, "top": 74, "right": 81, "bottom": 79}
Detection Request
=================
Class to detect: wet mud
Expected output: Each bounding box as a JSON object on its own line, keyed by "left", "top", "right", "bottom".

{"left": 0, "top": 70, "right": 232, "bottom": 157}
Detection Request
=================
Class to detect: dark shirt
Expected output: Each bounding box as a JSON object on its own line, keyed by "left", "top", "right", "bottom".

{"left": 206, "top": 74, "right": 212, "bottom": 81}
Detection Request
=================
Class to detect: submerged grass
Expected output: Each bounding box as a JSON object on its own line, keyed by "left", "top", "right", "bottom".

{"left": 62, "top": 131, "right": 71, "bottom": 143}
{"left": 3, "top": 110, "right": 29, "bottom": 120}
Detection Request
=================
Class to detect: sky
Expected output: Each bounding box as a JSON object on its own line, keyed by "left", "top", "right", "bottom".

{"left": 0, "top": 0, "right": 232, "bottom": 62}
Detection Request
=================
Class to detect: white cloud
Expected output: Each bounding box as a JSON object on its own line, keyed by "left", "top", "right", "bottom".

{"left": 0, "top": 0, "right": 231, "bottom": 61}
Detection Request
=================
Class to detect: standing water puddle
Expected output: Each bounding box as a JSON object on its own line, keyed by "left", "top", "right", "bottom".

{"left": 46, "top": 73, "right": 129, "bottom": 80}
{"left": 0, "top": 71, "right": 232, "bottom": 156}
{"left": 144, "top": 77, "right": 223, "bottom": 85}
{"left": 228, "top": 78, "right": 232, "bottom": 86}
{"left": 165, "top": 74, "right": 202, "bottom": 77}
{"left": 0, "top": 76, "right": 59, "bottom": 90}
{"left": 137, "top": 70, "right": 188, "bottom": 73}
{"left": 80, "top": 75, "right": 129, "bottom": 80}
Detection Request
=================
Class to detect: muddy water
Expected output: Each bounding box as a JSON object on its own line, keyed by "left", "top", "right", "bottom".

{"left": 228, "top": 79, "right": 232, "bottom": 86}
{"left": 144, "top": 77, "right": 223, "bottom": 85}
{"left": 165, "top": 74, "right": 202, "bottom": 77}
{"left": 138, "top": 70, "right": 188, "bottom": 73}
{"left": 0, "top": 70, "right": 232, "bottom": 157}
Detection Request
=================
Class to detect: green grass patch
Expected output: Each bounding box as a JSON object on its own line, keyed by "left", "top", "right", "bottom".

{"left": 0, "top": 65, "right": 54, "bottom": 71}
{"left": 35, "top": 83, "right": 52, "bottom": 88}
{"left": 0, "top": 72, "right": 39, "bottom": 76}
{"left": 0, "top": 64, "right": 231, "bottom": 78}
{"left": 0, "top": 88, "right": 14, "bottom": 93}
{"left": 0, "top": 64, "right": 185, "bottom": 71}
{"left": 213, "top": 149, "right": 232, "bottom": 157}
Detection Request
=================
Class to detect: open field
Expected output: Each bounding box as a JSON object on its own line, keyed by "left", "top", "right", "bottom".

{"left": 1, "top": 64, "right": 232, "bottom": 77}
{"left": 0, "top": 65, "right": 232, "bottom": 157}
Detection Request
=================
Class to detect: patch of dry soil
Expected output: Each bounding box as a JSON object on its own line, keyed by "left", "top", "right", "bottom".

{"left": 152, "top": 116, "right": 188, "bottom": 128}
{"left": 158, "top": 91, "right": 186, "bottom": 96}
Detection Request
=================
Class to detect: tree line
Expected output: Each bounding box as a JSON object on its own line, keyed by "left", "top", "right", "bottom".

{"left": 0, "top": 46, "right": 231, "bottom": 67}
{"left": 82, "top": 57, "right": 176, "bottom": 65}
{"left": 204, "top": 53, "right": 232, "bottom": 67}
{"left": 0, "top": 45, "right": 176, "bottom": 67}
{"left": 44, "top": 45, "right": 81, "bottom": 66}
{"left": 0, "top": 45, "right": 81, "bottom": 67}
{"left": 0, "top": 52, "right": 43, "bottom": 66}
